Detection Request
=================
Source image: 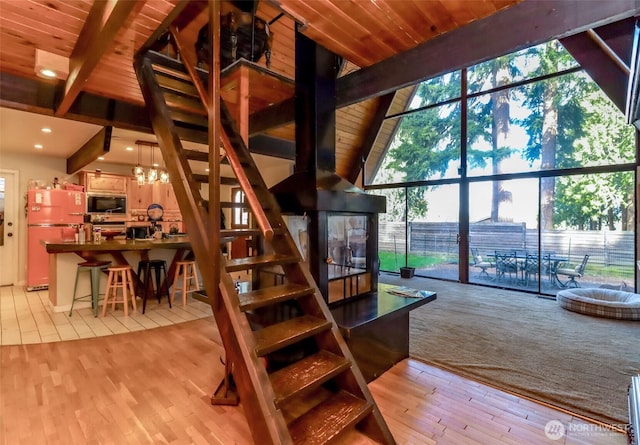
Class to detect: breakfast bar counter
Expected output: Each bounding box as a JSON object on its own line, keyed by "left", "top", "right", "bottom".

{"left": 44, "top": 237, "right": 193, "bottom": 312}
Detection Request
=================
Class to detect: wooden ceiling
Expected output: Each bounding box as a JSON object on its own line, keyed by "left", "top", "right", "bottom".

{"left": 0, "top": 0, "right": 637, "bottom": 180}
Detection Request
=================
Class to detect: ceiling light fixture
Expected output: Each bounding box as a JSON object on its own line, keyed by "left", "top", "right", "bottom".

{"left": 34, "top": 49, "right": 69, "bottom": 80}
{"left": 34, "top": 144, "right": 43, "bottom": 149}
{"left": 41, "top": 127, "right": 52, "bottom": 133}
{"left": 132, "top": 140, "right": 169, "bottom": 185}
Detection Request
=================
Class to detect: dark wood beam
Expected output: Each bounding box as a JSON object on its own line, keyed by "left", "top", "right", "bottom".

{"left": 248, "top": 134, "right": 295, "bottom": 159}
{"left": 66, "top": 126, "right": 112, "bottom": 174}
{"left": 56, "top": 0, "right": 141, "bottom": 116}
{"left": 244, "top": 2, "right": 640, "bottom": 134}
{"left": 248, "top": 97, "right": 295, "bottom": 135}
{"left": 560, "top": 31, "right": 629, "bottom": 113}
{"left": 0, "top": 72, "right": 152, "bottom": 131}
{"left": 345, "top": 92, "right": 395, "bottom": 184}
{"left": 337, "top": 0, "right": 640, "bottom": 107}
{"left": 0, "top": 72, "right": 295, "bottom": 162}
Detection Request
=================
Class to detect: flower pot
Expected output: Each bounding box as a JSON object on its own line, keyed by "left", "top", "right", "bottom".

{"left": 400, "top": 267, "right": 415, "bottom": 278}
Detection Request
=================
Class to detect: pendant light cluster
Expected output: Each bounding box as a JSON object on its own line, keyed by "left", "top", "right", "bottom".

{"left": 132, "top": 140, "right": 169, "bottom": 185}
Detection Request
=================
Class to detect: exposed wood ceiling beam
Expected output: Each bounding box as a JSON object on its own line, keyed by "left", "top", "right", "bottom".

{"left": 560, "top": 31, "right": 629, "bottom": 113}
{"left": 66, "top": 126, "right": 112, "bottom": 174}
{"left": 337, "top": 0, "right": 640, "bottom": 107}
{"left": 0, "top": 72, "right": 293, "bottom": 160}
{"left": 56, "top": 0, "right": 142, "bottom": 117}
{"left": 248, "top": 135, "right": 295, "bottom": 159}
{"left": 248, "top": 1, "right": 640, "bottom": 132}
{"left": 345, "top": 93, "right": 395, "bottom": 184}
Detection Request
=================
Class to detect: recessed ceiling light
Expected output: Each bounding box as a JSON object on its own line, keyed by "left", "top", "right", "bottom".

{"left": 41, "top": 127, "right": 52, "bottom": 133}
{"left": 125, "top": 146, "right": 133, "bottom": 151}
{"left": 98, "top": 156, "right": 105, "bottom": 161}
{"left": 38, "top": 68, "right": 57, "bottom": 78}
{"left": 34, "top": 144, "right": 43, "bottom": 149}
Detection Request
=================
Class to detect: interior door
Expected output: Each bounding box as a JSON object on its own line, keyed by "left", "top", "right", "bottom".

{"left": 0, "top": 171, "right": 18, "bottom": 286}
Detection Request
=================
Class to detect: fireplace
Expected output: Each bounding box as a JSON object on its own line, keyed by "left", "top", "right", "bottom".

{"left": 271, "top": 171, "right": 384, "bottom": 305}
{"left": 270, "top": 30, "right": 385, "bottom": 304}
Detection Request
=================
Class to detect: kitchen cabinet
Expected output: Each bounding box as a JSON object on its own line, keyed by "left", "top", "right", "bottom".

{"left": 156, "top": 182, "right": 180, "bottom": 212}
{"left": 127, "top": 178, "right": 181, "bottom": 214}
{"left": 81, "top": 171, "right": 128, "bottom": 194}
{"left": 128, "top": 178, "right": 155, "bottom": 211}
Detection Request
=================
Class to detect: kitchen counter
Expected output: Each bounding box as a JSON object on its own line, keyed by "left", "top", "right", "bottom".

{"left": 43, "top": 236, "right": 194, "bottom": 312}
{"left": 43, "top": 236, "right": 191, "bottom": 254}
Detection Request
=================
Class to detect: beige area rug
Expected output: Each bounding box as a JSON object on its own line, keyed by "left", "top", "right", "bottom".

{"left": 379, "top": 273, "right": 640, "bottom": 425}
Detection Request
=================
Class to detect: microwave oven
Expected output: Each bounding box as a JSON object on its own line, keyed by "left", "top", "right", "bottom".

{"left": 86, "top": 194, "right": 127, "bottom": 214}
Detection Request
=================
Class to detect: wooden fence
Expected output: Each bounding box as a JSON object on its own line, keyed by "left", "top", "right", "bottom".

{"left": 379, "top": 221, "right": 634, "bottom": 270}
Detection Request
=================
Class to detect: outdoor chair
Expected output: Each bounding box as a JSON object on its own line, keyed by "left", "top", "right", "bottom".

{"left": 523, "top": 254, "right": 540, "bottom": 286}
{"left": 494, "top": 250, "right": 518, "bottom": 281}
{"left": 555, "top": 254, "right": 590, "bottom": 288}
{"left": 471, "top": 248, "right": 494, "bottom": 278}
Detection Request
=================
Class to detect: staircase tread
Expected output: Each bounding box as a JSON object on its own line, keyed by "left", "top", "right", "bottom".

{"left": 271, "top": 350, "right": 351, "bottom": 407}
{"left": 254, "top": 315, "right": 331, "bottom": 356}
{"left": 288, "top": 390, "right": 372, "bottom": 445}
{"left": 225, "top": 253, "right": 296, "bottom": 271}
{"left": 238, "top": 283, "right": 314, "bottom": 311}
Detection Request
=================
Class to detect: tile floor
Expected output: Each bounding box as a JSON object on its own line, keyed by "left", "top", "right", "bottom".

{"left": 0, "top": 284, "right": 213, "bottom": 345}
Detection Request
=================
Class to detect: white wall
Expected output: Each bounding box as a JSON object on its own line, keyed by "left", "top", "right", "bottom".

{"left": 0, "top": 152, "right": 77, "bottom": 285}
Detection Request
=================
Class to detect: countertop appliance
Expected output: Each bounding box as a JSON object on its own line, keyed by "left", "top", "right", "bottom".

{"left": 86, "top": 194, "right": 126, "bottom": 215}
{"left": 27, "top": 189, "right": 85, "bottom": 290}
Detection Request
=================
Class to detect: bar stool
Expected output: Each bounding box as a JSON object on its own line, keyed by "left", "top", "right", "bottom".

{"left": 137, "top": 259, "right": 171, "bottom": 314}
{"left": 170, "top": 260, "right": 200, "bottom": 305}
{"left": 101, "top": 265, "right": 137, "bottom": 317}
{"left": 69, "top": 260, "right": 112, "bottom": 317}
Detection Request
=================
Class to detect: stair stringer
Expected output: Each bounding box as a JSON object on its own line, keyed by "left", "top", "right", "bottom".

{"left": 135, "top": 53, "right": 294, "bottom": 445}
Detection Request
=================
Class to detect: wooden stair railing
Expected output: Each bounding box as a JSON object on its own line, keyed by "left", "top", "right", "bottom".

{"left": 134, "top": 43, "right": 395, "bottom": 445}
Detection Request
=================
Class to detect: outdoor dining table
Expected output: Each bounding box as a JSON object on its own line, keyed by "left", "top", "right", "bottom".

{"left": 491, "top": 251, "right": 568, "bottom": 287}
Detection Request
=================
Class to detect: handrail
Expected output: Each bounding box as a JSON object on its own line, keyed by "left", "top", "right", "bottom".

{"left": 220, "top": 130, "right": 274, "bottom": 241}
{"left": 169, "top": 27, "right": 274, "bottom": 242}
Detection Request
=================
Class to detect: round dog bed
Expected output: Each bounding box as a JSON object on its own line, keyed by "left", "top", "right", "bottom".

{"left": 556, "top": 288, "right": 640, "bottom": 321}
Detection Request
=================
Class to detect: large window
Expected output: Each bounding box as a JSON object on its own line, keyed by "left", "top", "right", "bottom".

{"left": 367, "top": 39, "right": 636, "bottom": 296}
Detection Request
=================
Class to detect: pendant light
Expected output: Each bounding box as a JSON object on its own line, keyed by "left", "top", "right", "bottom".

{"left": 147, "top": 144, "right": 157, "bottom": 184}
{"left": 133, "top": 142, "right": 145, "bottom": 184}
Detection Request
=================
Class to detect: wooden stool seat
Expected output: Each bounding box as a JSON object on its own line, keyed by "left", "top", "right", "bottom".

{"left": 101, "top": 265, "right": 137, "bottom": 317}
{"left": 171, "top": 260, "right": 200, "bottom": 305}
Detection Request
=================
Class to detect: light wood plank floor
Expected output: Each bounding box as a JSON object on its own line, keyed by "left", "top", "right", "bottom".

{"left": 0, "top": 314, "right": 627, "bottom": 445}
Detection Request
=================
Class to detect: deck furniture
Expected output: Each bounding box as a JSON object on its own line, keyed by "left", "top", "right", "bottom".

{"left": 555, "top": 254, "right": 590, "bottom": 288}
{"left": 470, "top": 248, "right": 494, "bottom": 278}
{"left": 494, "top": 251, "right": 518, "bottom": 281}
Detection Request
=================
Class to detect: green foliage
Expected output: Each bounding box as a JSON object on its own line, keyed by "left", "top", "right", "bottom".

{"left": 378, "top": 251, "right": 445, "bottom": 271}
{"left": 376, "top": 39, "right": 635, "bottom": 230}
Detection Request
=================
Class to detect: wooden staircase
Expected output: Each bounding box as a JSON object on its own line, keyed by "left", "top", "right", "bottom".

{"left": 133, "top": 34, "right": 395, "bottom": 445}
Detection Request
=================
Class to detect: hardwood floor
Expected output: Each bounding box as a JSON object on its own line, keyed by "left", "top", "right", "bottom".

{"left": 0, "top": 315, "right": 627, "bottom": 445}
